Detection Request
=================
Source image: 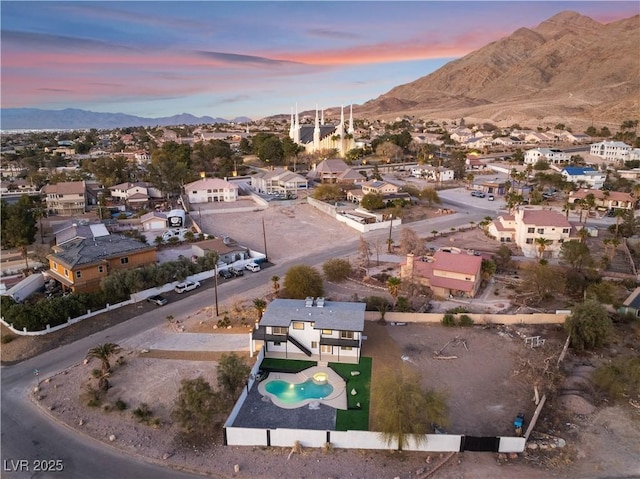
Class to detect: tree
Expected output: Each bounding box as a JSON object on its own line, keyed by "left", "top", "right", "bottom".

{"left": 535, "top": 237, "right": 552, "bottom": 259}
{"left": 523, "top": 262, "right": 558, "bottom": 301}
{"left": 217, "top": 353, "right": 251, "bottom": 401}
{"left": 171, "top": 376, "right": 222, "bottom": 446}
{"left": 372, "top": 366, "right": 448, "bottom": 450}
{"left": 386, "top": 277, "right": 401, "bottom": 310}
{"left": 283, "top": 265, "right": 324, "bottom": 299}
{"left": 398, "top": 227, "right": 424, "bottom": 256}
{"left": 564, "top": 299, "right": 613, "bottom": 351}
{"left": 492, "top": 245, "right": 512, "bottom": 272}
{"left": 322, "top": 258, "right": 352, "bottom": 283}
{"left": 419, "top": 187, "right": 440, "bottom": 206}
{"left": 1, "top": 196, "right": 38, "bottom": 269}
{"left": 560, "top": 240, "right": 592, "bottom": 272}
{"left": 253, "top": 298, "right": 266, "bottom": 320}
{"left": 146, "top": 142, "right": 195, "bottom": 199}
{"left": 312, "top": 183, "right": 342, "bottom": 202}
{"left": 270, "top": 276, "right": 280, "bottom": 297}
{"left": 86, "top": 343, "right": 121, "bottom": 374}
{"left": 358, "top": 237, "right": 371, "bottom": 272}
{"left": 361, "top": 193, "right": 385, "bottom": 210}
{"left": 481, "top": 259, "right": 496, "bottom": 279}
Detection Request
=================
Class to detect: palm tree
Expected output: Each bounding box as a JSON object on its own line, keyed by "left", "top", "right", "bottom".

{"left": 86, "top": 343, "right": 121, "bottom": 374}
{"left": 386, "top": 277, "right": 402, "bottom": 310}
{"left": 535, "top": 237, "right": 552, "bottom": 259}
{"left": 614, "top": 209, "right": 626, "bottom": 236}
{"left": 270, "top": 275, "right": 280, "bottom": 297}
{"left": 562, "top": 200, "right": 575, "bottom": 220}
{"left": 577, "top": 227, "right": 589, "bottom": 244}
{"left": 253, "top": 298, "right": 267, "bottom": 321}
{"left": 431, "top": 230, "right": 438, "bottom": 240}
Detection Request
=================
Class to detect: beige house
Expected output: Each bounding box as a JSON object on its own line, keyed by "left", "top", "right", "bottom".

{"left": 488, "top": 207, "right": 573, "bottom": 259}
{"left": 43, "top": 181, "right": 87, "bottom": 216}
{"left": 307, "top": 159, "right": 364, "bottom": 184}
{"left": 400, "top": 250, "right": 483, "bottom": 298}
{"left": 185, "top": 178, "right": 238, "bottom": 203}
{"left": 568, "top": 189, "right": 636, "bottom": 211}
{"left": 251, "top": 167, "right": 308, "bottom": 195}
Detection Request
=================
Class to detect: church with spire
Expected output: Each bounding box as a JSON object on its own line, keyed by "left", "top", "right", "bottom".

{"left": 289, "top": 104, "right": 356, "bottom": 158}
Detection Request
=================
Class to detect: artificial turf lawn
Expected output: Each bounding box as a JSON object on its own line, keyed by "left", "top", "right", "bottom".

{"left": 331, "top": 356, "right": 372, "bottom": 431}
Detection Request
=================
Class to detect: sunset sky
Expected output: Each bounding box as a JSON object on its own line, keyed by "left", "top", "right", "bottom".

{"left": 1, "top": 1, "right": 638, "bottom": 120}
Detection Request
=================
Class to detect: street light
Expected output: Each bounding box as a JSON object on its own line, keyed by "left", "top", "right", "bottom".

{"left": 213, "top": 263, "right": 219, "bottom": 317}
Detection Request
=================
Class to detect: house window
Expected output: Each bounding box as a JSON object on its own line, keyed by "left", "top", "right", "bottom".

{"left": 322, "top": 329, "right": 332, "bottom": 335}
{"left": 272, "top": 327, "right": 287, "bottom": 335}
{"left": 76, "top": 271, "right": 82, "bottom": 278}
{"left": 340, "top": 331, "right": 354, "bottom": 339}
{"left": 64, "top": 268, "right": 69, "bottom": 277}
{"left": 120, "top": 257, "right": 129, "bottom": 264}
{"left": 526, "top": 238, "right": 533, "bottom": 244}
{"left": 311, "top": 341, "right": 318, "bottom": 349}
{"left": 563, "top": 228, "right": 570, "bottom": 234}
{"left": 53, "top": 262, "right": 58, "bottom": 269}
{"left": 558, "top": 239, "right": 564, "bottom": 243}
{"left": 207, "top": 189, "right": 212, "bottom": 193}
{"left": 98, "top": 266, "right": 104, "bottom": 273}
{"left": 321, "top": 345, "right": 332, "bottom": 353}
{"left": 341, "top": 346, "right": 353, "bottom": 351}
{"left": 292, "top": 322, "right": 304, "bottom": 330}
{"left": 537, "top": 228, "right": 544, "bottom": 234}
{"left": 527, "top": 227, "right": 535, "bottom": 233}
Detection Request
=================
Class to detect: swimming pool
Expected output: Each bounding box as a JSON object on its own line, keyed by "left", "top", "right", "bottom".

{"left": 257, "top": 366, "right": 348, "bottom": 410}
{"left": 264, "top": 378, "right": 333, "bottom": 404}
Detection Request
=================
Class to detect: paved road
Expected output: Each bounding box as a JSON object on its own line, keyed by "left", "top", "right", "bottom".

{"left": 0, "top": 200, "right": 502, "bottom": 479}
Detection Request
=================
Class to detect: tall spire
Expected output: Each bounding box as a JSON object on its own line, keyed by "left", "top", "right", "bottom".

{"left": 293, "top": 103, "right": 300, "bottom": 143}
{"left": 348, "top": 104, "right": 354, "bottom": 135}
{"left": 321, "top": 107, "right": 324, "bottom": 126}
{"left": 339, "top": 105, "right": 345, "bottom": 138}
{"left": 313, "top": 105, "right": 320, "bottom": 149}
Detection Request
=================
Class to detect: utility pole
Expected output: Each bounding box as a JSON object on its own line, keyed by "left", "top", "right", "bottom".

{"left": 213, "top": 263, "right": 219, "bottom": 317}
{"left": 262, "top": 218, "right": 268, "bottom": 262}
{"left": 387, "top": 215, "right": 393, "bottom": 253}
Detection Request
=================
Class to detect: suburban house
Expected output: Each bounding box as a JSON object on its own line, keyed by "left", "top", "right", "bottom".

{"left": 252, "top": 297, "right": 365, "bottom": 364}
{"left": 561, "top": 166, "right": 606, "bottom": 189}
{"left": 568, "top": 190, "right": 636, "bottom": 211}
{"left": 108, "top": 181, "right": 162, "bottom": 209}
{"left": 307, "top": 158, "right": 364, "bottom": 184}
{"left": 191, "top": 237, "right": 250, "bottom": 265}
{"left": 590, "top": 141, "right": 632, "bottom": 162}
{"left": 523, "top": 148, "right": 568, "bottom": 165}
{"left": 412, "top": 166, "right": 455, "bottom": 181}
{"left": 618, "top": 287, "right": 640, "bottom": 317}
{"left": 43, "top": 181, "right": 88, "bottom": 216}
{"left": 489, "top": 207, "right": 573, "bottom": 258}
{"left": 400, "top": 250, "right": 483, "bottom": 299}
{"left": 53, "top": 222, "right": 110, "bottom": 246}
{"left": 251, "top": 167, "right": 308, "bottom": 196}
{"left": 139, "top": 211, "right": 168, "bottom": 231}
{"left": 346, "top": 180, "right": 411, "bottom": 205}
{"left": 46, "top": 235, "right": 157, "bottom": 293}
{"left": 185, "top": 177, "right": 238, "bottom": 203}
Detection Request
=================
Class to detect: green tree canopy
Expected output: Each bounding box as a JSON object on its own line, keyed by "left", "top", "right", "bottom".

{"left": 372, "top": 366, "right": 448, "bottom": 450}
{"left": 564, "top": 299, "right": 613, "bottom": 351}
{"left": 312, "top": 183, "right": 343, "bottom": 202}
{"left": 322, "top": 258, "right": 352, "bottom": 283}
{"left": 171, "top": 376, "right": 223, "bottom": 446}
{"left": 146, "top": 141, "right": 196, "bottom": 198}
{"left": 217, "top": 353, "right": 251, "bottom": 402}
{"left": 283, "top": 264, "right": 324, "bottom": 299}
{"left": 361, "top": 193, "right": 385, "bottom": 210}
{"left": 1, "top": 196, "right": 38, "bottom": 269}
{"left": 560, "top": 240, "right": 593, "bottom": 272}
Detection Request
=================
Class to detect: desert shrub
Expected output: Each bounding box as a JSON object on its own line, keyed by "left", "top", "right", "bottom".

{"left": 446, "top": 306, "right": 468, "bottom": 314}
{"left": 1, "top": 334, "right": 15, "bottom": 344}
{"left": 322, "top": 258, "right": 352, "bottom": 283}
{"left": 115, "top": 399, "right": 127, "bottom": 411}
{"left": 441, "top": 313, "right": 456, "bottom": 327}
{"left": 91, "top": 369, "right": 103, "bottom": 378}
{"left": 371, "top": 272, "right": 391, "bottom": 283}
{"left": 459, "top": 315, "right": 474, "bottom": 327}
{"left": 283, "top": 264, "right": 324, "bottom": 299}
{"left": 83, "top": 384, "right": 102, "bottom": 407}
{"left": 592, "top": 357, "right": 640, "bottom": 401}
{"left": 133, "top": 403, "right": 154, "bottom": 424}
{"left": 396, "top": 296, "right": 411, "bottom": 312}
{"left": 217, "top": 316, "right": 231, "bottom": 328}
{"left": 564, "top": 299, "right": 613, "bottom": 351}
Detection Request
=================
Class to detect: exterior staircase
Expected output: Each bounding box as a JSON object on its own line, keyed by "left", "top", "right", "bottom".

{"left": 287, "top": 334, "right": 312, "bottom": 356}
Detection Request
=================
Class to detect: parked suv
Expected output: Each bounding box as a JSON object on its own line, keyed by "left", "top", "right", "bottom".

{"left": 174, "top": 280, "right": 200, "bottom": 294}
{"left": 245, "top": 262, "right": 261, "bottom": 272}
{"left": 470, "top": 191, "right": 486, "bottom": 198}
{"left": 228, "top": 267, "right": 244, "bottom": 277}
{"left": 219, "top": 269, "right": 233, "bottom": 279}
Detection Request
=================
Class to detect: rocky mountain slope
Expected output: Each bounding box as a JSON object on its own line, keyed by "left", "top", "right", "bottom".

{"left": 359, "top": 11, "right": 640, "bottom": 128}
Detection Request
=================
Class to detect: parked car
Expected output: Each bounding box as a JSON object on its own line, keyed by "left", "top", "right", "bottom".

{"left": 147, "top": 294, "right": 168, "bottom": 306}
{"left": 228, "top": 267, "right": 244, "bottom": 277}
{"left": 488, "top": 195, "right": 495, "bottom": 201}
{"left": 174, "top": 280, "right": 200, "bottom": 294}
{"left": 245, "top": 262, "right": 261, "bottom": 272}
{"left": 471, "top": 191, "right": 486, "bottom": 198}
{"left": 218, "top": 269, "right": 233, "bottom": 279}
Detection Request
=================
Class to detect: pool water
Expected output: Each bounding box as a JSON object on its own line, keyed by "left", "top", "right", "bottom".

{"left": 264, "top": 378, "right": 334, "bottom": 404}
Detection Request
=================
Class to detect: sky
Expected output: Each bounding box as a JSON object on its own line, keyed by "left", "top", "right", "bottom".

{"left": 1, "top": 1, "right": 638, "bottom": 121}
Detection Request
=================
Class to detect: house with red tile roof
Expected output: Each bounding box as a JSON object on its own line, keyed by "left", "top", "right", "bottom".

{"left": 488, "top": 207, "right": 573, "bottom": 259}
{"left": 568, "top": 189, "right": 636, "bottom": 211}
{"left": 400, "top": 250, "right": 483, "bottom": 299}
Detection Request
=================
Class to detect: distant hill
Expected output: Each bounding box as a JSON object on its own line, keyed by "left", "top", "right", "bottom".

{"left": 357, "top": 11, "right": 640, "bottom": 128}
{"left": 0, "top": 108, "right": 251, "bottom": 130}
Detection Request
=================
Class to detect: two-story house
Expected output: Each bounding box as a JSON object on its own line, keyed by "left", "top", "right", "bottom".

{"left": 561, "top": 167, "right": 606, "bottom": 190}
{"left": 46, "top": 235, "right": 157, "bottom": 293}
{"left": 108, "top": 181, "right": 163, "bottom": 209}
{"left": 489, "top": 207, "right": 573, "bottom": 259}
{"left": 400, "top": 250, "right": 483, "bottom": 299}
{"left": 252, "top": 297, "right": 365, "bottom": 364}
{"left": 307, "top": 159, "right": 364, "bottom": 185}
{"left": 523, "top": 148, "right": 568, "bottom": 165}
{"left": 43, "top": 181, "right": 88, "bottom": 216}
{"left": 251, "top": 167, "right": 308, "bottom": 196}
{"left": 568, "top": 189, "right": 636, "bottom": 211}
{"left": 590, "top": 141, "right": 632, "bottom": 163}
{"left": 185, "top": 177, "right": 238, "bottom": 203}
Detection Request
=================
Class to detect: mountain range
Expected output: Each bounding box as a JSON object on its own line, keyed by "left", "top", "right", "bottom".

{"left": 358, "top": 11, "right": 640, "bottom": 128}
{"left": 0, "top": 108, "right": 251, "bottom": 131}
{"left": 1, "top": 11, "right": 637, "bottom": 131}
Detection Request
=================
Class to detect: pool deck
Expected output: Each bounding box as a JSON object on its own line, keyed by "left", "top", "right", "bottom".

{"left": 258, "top": 366, "right": 348, "bottom": 410}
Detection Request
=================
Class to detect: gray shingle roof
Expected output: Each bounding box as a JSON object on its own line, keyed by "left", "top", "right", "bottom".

{"left": 260, "top": 298, "right": 365, "bottom": 332}
{"left": 48, "top": 235, "right": 155, "bottom": 268}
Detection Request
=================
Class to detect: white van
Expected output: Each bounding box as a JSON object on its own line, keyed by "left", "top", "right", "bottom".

{"left": 245, "top": 262, "right": 261, "bottom": 272}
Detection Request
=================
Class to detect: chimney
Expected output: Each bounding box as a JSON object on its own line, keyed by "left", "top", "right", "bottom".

{"left": 405, "top": 253, "right": 415, "bottom": 279}
{"left": 316, "top": 297, "right": 325, "bottom": 308}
